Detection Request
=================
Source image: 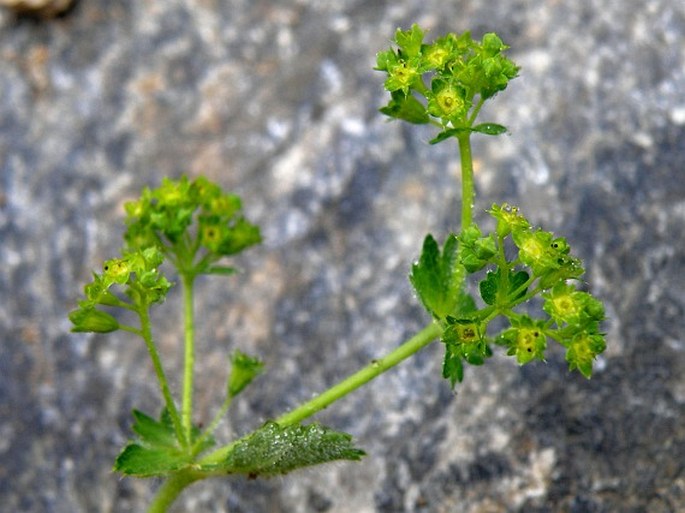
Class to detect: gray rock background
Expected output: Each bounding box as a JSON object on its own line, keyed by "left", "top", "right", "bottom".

{"left": 1, "top": 1, "right": 684, "bottom": 512}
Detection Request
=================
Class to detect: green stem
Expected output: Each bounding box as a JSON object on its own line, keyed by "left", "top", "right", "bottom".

{"left": 138, "top": 307, "right": 186, "bottom": 446}
{"left": 146, "top": 469, "right": 204, "bottom": 513}
{"left": 198, "top": 321, "right": 443, "bottom": 467}
{"left": 181, "top": 273, "right": 196, "bottom": 444}
{"left": 456, "top": 132, "right": 475, "bottom": 230}
{"left": 467, "top": 97, "right": 486, "bottom": 126}
{"left": 192, "top": 395, "right": 233, "bottom": 457}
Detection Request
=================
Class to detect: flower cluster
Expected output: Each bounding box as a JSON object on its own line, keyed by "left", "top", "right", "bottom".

{"left": 376, "top": 24, "right": 519, "bottom": 140}
{"left": 69, "top": 247, "right": 172, "bottom": 333}
{"left": 70, "top": 176, "right": 262, "bottom": 334}
{"left": 420, "top": 204, "right": 606, "bottom": 385}
{"left": 124, "top": 176, "right": 261, "bottom": 276}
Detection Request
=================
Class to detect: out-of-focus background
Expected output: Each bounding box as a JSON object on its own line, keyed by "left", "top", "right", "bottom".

{"left": 1, "top": 1, "right": 684, "bottom": 512}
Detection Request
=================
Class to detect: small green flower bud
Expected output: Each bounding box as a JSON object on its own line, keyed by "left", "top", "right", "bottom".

{"left": 566, "top": 332, "right": 606, "bottom": 378}
{"left": 69, "top": 307, "right": 119, "bottom": 333}
{"left": 103, "top": 258, "right": 131, "bottom": 285}
{"left": 488, "top": 203, "right": 531, "bottom": 238}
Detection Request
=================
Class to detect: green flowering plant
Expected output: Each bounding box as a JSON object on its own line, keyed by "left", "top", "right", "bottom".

{"left": 69, "top": 25, "right": 606, "bottom": 512}
{"left": 377, "top": 26, "right": 605, "bottom": 386}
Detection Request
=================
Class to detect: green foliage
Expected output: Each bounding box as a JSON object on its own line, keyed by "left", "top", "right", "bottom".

{"left": 69, "top": 176, "right": 261, "bottom": 336}
{"left": 410, "top": 204, "right": 606, "bottom": 385}
{"left": 124, "top": 175, "right": 261, "bottom": 277}
{"left": 68, "top": 246, "right": 172, "bottom": 333}
{"left": 409, "top": 234, "right": 475, "bottom": 320}
{"left": 479, "top": 268, "right": 529, "bottom": 306}
{"left": 67, "top": 25, "right": 608, "bottom": 512}
{"left": 114, "top": 409, "right": 213, "bottom": 477}
{"left": 210, "top": 422, "right": 365, "bottom": 477}
{"left": 377, "top": 24, "right": 519, "bottom": 143}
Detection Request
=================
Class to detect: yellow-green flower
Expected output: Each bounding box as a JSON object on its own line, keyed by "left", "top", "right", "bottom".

{"left": 488, "top": 203, "right": 531, "bottom": 238}
{"left": 384, "top": 60, "right": 420, "bottom": 94}
{"left": 566, "top": 332, "right": 606, "bottom": 378}
{"left": 427, "top": 79, "right": 468, "bottom": 123}
{"left": 500, "top": 316, "right": 547, "bottom": 365}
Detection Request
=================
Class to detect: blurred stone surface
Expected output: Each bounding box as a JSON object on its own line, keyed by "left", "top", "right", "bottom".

{"left": 1, "top": 1, "right": 684, "bottom": 512}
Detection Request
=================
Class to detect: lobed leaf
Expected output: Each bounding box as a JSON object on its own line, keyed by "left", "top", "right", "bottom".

{"left": 409, "top": 234, "right": 474, "bottom": 320}
{"left": 113, "top": 409, "right": 213, "bottom": 477}
{"left": 213, "top": 422, "right": 365, "bottom": 477}
{"left": 379, "top": 91, "right": 430, "bottom": 124}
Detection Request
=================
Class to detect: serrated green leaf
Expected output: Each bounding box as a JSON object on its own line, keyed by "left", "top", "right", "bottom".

{"left": 113, "top": 409, "right": 213, "bottom": 477}
{"left": 410, "top": 234, "right": 471, "bottom": 320}
{"left": 215, "top": 422, "right": 365, "bottom": 477}
{"left": 131, "top": 409, "right": 177, "bottom": 448}
{"left": 471, "top": 123, "right": 508, "bottom": 135}
{"left": 228, "top": 351, "right": 264, "bottom": 398}
{"left": 113, "top": 443, "right": 191, "bottom": 477}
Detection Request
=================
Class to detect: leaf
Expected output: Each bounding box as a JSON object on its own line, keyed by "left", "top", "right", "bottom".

{"left": 479, "top": 269, "right": 530, "bottom": 306}
{"left": 113, "top": 409, "right": 213, "bottom": 477}
{"left": 409, "top": 234, "right": 472, "bottom": 320}
{"left": 509, "top": 270, "right": 530, "bottom": 300}
{"left": 429, "top": 128, "right": 462, "bottom": 144}
{"left": 131, "top": 409, "right": 177, "bottom": 447}
{"left": 471, "top": 123, "right": 508, "bottom": 135}
{"left": 479, "top": 271, "right": 498, "bottom": 306}
{"left": 114, "top": 409, "right": 189, "bottom": 477}
{"left": 429, "top": 124, "right": 507, "bottom": 144}
{"left": 113, "top": 443, "right": 191, "bottom": 477}
{"left": 213, "top": 422, "right": 365, "bottom": 477}
{"left": 379, "top": 91, "right": 429, "bottom": 124}
{"left": 228, "top": 351, "right": 264, "bottom": 398}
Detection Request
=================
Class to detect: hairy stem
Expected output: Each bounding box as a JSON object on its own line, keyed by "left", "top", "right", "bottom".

{"left": 139, "top": 308, "right": 186, "bottom": 446}
{"left": 181, "top": 273, "right": 196, "bottom": 443}
{"left": 457, "top": 132, "right": 475, "bottom": 230}
{"left": 276, "top": 321, "right": 443, "bottom": 426}
{"left": 146, "top": 469, "right": 203, "bottom": 513}
{"left": 192, "top": 394, "right": 233, "bottom": 457}
{"left": 198, "top": 321, "right": 443, "bottom": 467}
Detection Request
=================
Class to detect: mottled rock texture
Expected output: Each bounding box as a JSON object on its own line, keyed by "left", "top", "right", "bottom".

{"left": 1, "top": 1, "right": 684, "bottom": 512}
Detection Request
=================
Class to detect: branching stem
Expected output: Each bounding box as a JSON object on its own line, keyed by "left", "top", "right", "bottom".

{"left": 197, "top": 321, "right": 443, "bottom": 468}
